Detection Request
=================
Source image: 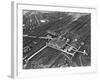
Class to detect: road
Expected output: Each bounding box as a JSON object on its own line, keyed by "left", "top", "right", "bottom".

{"left": 23, "top": 14, "right": 91, "bottom": 69}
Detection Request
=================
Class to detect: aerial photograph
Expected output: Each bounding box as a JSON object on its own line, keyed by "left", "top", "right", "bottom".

{"left": 23, "top": 10, "right": 91, "bottom": 69}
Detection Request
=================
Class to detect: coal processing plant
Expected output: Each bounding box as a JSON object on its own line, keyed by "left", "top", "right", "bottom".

{"left": 23, "top": 10, "right": 91, "bottom": 69}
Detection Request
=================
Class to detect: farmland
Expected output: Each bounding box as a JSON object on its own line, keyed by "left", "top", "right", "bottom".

{"left": 23, "top": 10, "right": 91, "bottom": 69}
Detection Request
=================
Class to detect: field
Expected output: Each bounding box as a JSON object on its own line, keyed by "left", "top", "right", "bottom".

{"left": 23, "top": 10, "right": 91, "bottom": 69}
